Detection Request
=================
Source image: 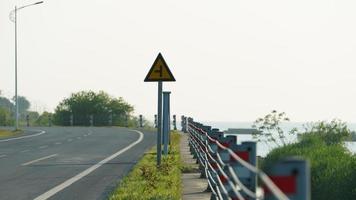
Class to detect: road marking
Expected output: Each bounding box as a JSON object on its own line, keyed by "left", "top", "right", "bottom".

{"left": 0, "top": 155, "right": 7, "bottom": 158}
{"left": 55, "top": 142, "right": 61, "bottom": 145}
{"left": 77, "top": 137, "right": 81, "bottom": 140}
{"left": 39, "top": 145, "right": 48, "bottom": 149}
{"left": 0, "top": 130, "right": 45, "bottom": 142}
{"left": 83, "top": 135, "right": 87, "bottom": 137}
{"left": 34, "top": 130, "right": 144, "bottom": 200}
{"left": 21, "top": 154, "right": 58, "bottom": 166}
{"left": 67, "top": 139, "right": 72, "bottom": 142}
{"left": 21, "top": 149, "right": 30, "bottom": 153}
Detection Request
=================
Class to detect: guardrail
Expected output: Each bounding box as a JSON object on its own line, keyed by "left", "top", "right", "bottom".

{"left": 182, "top": 116, "right": 310, "bottom": 200}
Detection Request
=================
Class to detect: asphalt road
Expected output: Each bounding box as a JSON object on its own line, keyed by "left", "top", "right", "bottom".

{"left": 0, "top": 127, "right": 156, "bottom": 200}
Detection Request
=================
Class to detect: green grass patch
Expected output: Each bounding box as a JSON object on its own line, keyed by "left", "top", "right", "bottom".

{"left": 109, "top": 132, "right": 182, "bottom": 200}
{"left": 0, "top": 129, "right": 21, "bottom": 139}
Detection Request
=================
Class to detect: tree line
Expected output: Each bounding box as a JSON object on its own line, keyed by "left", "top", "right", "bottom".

{"left": 0, "top": 90, "right": 151, "bottom": 127}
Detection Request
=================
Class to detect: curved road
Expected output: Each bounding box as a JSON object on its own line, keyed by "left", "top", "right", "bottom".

{"left": 0, "top": 127, "right": 156, "bottom": 200}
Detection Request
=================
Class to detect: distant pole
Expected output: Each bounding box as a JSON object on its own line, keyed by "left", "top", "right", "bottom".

{"left": 154, "top": 114, "right": 158, "bottom": 128}
{"left": 26, "top": 114, "right": 29, "bottom": 127}
{"left": 157, "top": 82, "right": 163, "bottom": 165}
{"left": 173, "top": 115, "right": 177, "bottom": 130}
{"left": 90, "top": 115, "right": 94, "bottom": 126}
{"left": 70, "top": 114, "right": 73, "bottom": 126}
{"left": 48, "top": 115, "right": 52, "bottom": 127}
{"left": 108, "top": 110, "right": 113, "bottom": 126}
{"left": 139, "top": 114, "right": 143, "bottom": 128}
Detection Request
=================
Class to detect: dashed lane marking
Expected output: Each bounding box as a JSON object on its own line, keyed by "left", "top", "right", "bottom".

{"left": 21, "top": 154, "right": 58, "bottom": 166}
{"left": 34, "top": 130, "right": 144, "bottom": 200}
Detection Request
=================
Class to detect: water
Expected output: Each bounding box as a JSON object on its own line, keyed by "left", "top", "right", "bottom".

{"left": 201, "top": 121, "right": 356, "bottom": 157}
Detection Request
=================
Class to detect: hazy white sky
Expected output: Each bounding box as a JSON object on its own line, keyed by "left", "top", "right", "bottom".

{"left": 1, "top": 0, "right": 356, "bottom": 122}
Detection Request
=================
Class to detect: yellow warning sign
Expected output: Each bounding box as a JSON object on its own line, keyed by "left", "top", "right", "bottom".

{"left": 144, "top": 53, "right": 176, "bottom": 82}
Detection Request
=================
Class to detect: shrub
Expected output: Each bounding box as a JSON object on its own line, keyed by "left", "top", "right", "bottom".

{"left": 301, "top": 120, "right": 351, "bottom": 145}
{"left": 262, "top": 135, "right": 356, "bottom": 200}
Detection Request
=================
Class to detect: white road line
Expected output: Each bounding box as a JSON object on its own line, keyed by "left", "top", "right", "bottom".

{"left": 67, "top": 139, "right": 72, "bottom": 142}
{"left": 0, "top": 130, "right": 45, "bottom": 142}
{"left": 34, "top": 130, "right": 144, "bottom": 200}
{"left": 83, "top": 135, "right": 87, "bottom": 137}
{"left": 0, "top": 155, "right": 7, "bottom": 158}
{"left": 21, "top": 149, "right": 30, "bottom": 153}
{"left": 39, "top": 145, "right": 48, "bottom": 149}
{"left": 77, "top": 137, "right": 81, "bottom": 140}
{"left": 55, "top": 142, "right": 61, "bottom": 145}
{"left": 21, "top": 154, "right": 58, "bottom": 166}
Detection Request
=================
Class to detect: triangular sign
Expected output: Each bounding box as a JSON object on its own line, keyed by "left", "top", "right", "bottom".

{"left": 144, "top": 53, "right": 176, "bottom": 82}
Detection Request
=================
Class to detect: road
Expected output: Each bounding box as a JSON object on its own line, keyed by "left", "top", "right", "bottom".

{"left": 0, "top": 127, "right": 156, "bottom": 200}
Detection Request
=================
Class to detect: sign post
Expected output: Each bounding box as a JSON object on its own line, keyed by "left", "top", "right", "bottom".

{"left": 162, "top": 91, "right": 171, "bottom": 155}
{"left": 144, "top": 53, "right": 176, "bottom": 166}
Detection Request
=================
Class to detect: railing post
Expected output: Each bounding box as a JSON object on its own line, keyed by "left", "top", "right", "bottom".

{"left": 229, "top": 142, "right": 257, "bottom": 199}
{"left": 181, "top": 115, "right": 186, "bottom": 132}
{"left": 265, "top": 158, "right": 310, "bottom": 200}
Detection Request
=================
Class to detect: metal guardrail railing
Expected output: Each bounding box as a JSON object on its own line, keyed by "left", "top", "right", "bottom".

{"left": 182, "top": 116, "right": 310, "bottom": 200}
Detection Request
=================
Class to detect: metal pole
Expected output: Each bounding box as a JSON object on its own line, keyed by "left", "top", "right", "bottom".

{"left": 162, "top": 91, "right": 170, "bottom": 155}
{"left": 167, "top": 92, "right": 171, "bottom": 145}
{"left": 14, "top": 6, "right": 18, "bottom": 130}
{"left": 157, "top": 82, "right": 163, "bottom": 165}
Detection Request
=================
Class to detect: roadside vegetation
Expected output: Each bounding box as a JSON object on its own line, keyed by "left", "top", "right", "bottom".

{"left": 109, "top": 132, "right": 182, "bottom": 200}
{"left": 255, "top": 111, "right": 356, "bottom": 200}
{"left": 53, "top": 90, "right": 151, "bottom": 127}
{"left": 0, "top": 129, "right": 21, "bottom": 138}
{"left": 0, "top": 90, "right": 152, "bottom": 128}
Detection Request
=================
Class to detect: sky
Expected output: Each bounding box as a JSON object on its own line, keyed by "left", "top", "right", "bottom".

{"left": 1, "top": 0, "right": 356, "bottom": 123}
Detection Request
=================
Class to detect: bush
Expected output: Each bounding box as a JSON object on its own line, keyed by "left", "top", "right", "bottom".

{"left": 301, "top": 120, "right": 351, "bottom": 145}
{"left": 35, "top": 112, "right": 53, "bottom": 126}
{"left": 262, "top": 134, "right": 356, "bottom": 200}
{"left": 0, "top": 107, "right": 13, "bottom": 126}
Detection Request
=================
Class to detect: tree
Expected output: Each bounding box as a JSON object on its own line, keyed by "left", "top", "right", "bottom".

{"left": 0, "top": 107, "right": 12, "bottom": 126}
{"left": 35, "top": 112, "right": 53, "bottom": 126}
{"left": 11, "top": 96, "right": 31, "bottom": 120}
{"left": 0, "top": 97, "right": 14, "bottom": 111}
{"left": 53, "top": 91, "right": 134, "bottom": 126}
{"left": 252, "top": 110, "right": 297, "bottom": 148}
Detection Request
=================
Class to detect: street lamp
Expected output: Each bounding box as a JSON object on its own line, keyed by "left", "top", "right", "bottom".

{"left": 9, "top": 1, "right": 44, "bottom": 130}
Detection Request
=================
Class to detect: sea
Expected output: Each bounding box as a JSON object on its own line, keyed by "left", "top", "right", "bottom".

{"left": 195, "top": 121, "right": 356, "bottom": 157}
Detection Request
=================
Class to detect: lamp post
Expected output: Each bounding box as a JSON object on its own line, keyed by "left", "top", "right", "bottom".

{"left": 9, "top": 1, "right": 44, "bottom": 130}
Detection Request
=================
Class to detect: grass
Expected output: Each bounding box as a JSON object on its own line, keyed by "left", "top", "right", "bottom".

{"left": 0, "top": 129, "right": 21, "bottom": 139}
{"left": 109, "top": 131, "right": 182, "bottom": 200}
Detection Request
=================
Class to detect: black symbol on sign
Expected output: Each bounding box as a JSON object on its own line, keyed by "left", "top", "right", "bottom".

{"left": 154, "top": 65, "right": 163, "bottom": 77}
